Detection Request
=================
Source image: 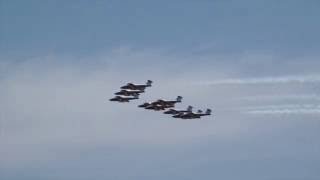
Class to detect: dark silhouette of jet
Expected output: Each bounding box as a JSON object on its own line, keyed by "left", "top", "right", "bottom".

{"left": 164, "top": 106, "right": 193, "bottom": 115}
{"left": 173, "top": 109, "right": 212, "bottom": 119}
{"left": 138, "top": 102, "right": 151, "bottom": 108}
{"left": 115, "top": 89, "right": 144, "bottom": 96}
{"left": 138, "top": 103, "right": 174, "bottom": 111}
{"left": 150, "top": 96, "right": 182, "bottom": 106}
{"left": 138, "top": 96, "right": 182, "bottom": 111}
{"left": 121, "top": 80, "right": 152, "bottom": 90}
{"left": 172, "top": 110, "right": 202, "bottom": 119}
{"left": 145, "top": 104, "right": 169, "bottom": 111}
{"left": 109, "top": 95, "right": 139, "bottom": 103}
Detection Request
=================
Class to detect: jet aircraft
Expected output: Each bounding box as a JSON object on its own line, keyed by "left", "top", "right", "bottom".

{"left": 145, "top": 104, "right": 169, "bottom": 111}
{"left": 138, "top": 102, "right": 151, "bottom": 108}
{"left": 109, "top": 95, "right": 139, "bottom": 103}
{"left": 138, "top": 102, "right": 173, "bottom": 110}
{"left": 164, "top": 106, "right": 193, "bottom": 115}
{"left": 138, "top": 96, "right": 182, "bottom": 111}
{"left": 172, "top": 110, "right": 202, "bottom": 119}
{"left": 115, "top": 89, "right": 144, "bottom": 96}
{"left": 173, "top": 109, "right": 212, "bottom": 119}
{"left": 150, "top": 96, "right": 182, "bottom": 106}
{"left": 121, "top": 80, "right": 152, "bottom": 90}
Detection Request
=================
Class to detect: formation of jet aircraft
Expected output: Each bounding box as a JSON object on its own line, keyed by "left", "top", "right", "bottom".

{"left": 109, "top": 80, "right": 212, "bottom": 119}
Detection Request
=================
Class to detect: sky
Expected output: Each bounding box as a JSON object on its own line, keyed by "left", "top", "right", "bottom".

{"left": 1, "top": 0, "right": 320, "bottom": 179}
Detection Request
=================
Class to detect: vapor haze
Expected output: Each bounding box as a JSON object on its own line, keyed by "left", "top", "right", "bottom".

{"left": 1, "top": 48, "right": 320, "bottom": 179}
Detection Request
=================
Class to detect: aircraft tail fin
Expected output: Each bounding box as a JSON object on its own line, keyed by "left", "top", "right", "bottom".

{"left": 187, "top": 105, "right": 193, "bottom": 112}
{"left": 146, "top": 80, "right": 153, "bottom": 86}
{"left": 205, "top": 109, "right": 212, "bottom": 115}
{"left": 176, "top": 96, "right": 183, "bottom": 102}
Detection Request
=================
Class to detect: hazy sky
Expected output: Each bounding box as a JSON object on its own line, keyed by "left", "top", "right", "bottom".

{"left": 1, "top": 1, "right": 320, "bottom": 180}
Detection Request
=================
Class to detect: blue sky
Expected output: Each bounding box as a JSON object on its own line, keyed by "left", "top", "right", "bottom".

{"left": 1, "top": 0, "right": 320, "bottom": 57}
{"left": 1, "top": 0, "right": 320, "bottom": 180}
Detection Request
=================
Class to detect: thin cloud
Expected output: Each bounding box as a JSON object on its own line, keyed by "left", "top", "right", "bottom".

{"left": 237, "top": 94, "right": 320, "bottom": 101}
{"left": 200, "top": 74, "right": 320, "bottom": 85}
{"left": 244, "top": 104, "right": 320, "bottom": 115}
{"left": 246, "top": 108, "right": 320, "bottom": 115}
